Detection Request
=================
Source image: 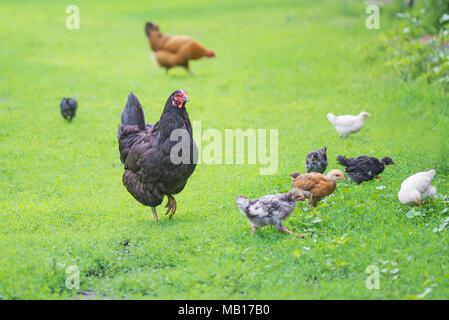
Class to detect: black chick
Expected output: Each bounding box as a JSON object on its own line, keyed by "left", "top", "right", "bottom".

{"left": 336, "top": 155, "right": 395, "bottom": 184}
{"left": 305, "top": 146, "right": 328, "bottom": 173}
{"left": 60, "top": 98, "right": 77, "bottom": 122}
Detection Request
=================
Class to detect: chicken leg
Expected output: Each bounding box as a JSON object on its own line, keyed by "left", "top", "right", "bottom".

{"left": 309, "top": 195, "right": 319, "bottom": 209}
{"left": 151, "top": 207, "right": 158, "bottom": 221}
{"left": 279, "top": 225, "right": 304, "bottom": 237}
{"left": 281, "top": 225, "right": 306, "bottom": 238}
{"left": 280, "top": 225, "right": 293, "bottom": 234}
{"left": 164, "top": 195, "right": 177, "bottom": 218}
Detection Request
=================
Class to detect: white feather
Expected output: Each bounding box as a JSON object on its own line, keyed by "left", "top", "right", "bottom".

{"left": 327, "top": 112, "right": 370, "bottom": 138}
{"left": 398, "top": 169, "right": 437, "bottom": 205}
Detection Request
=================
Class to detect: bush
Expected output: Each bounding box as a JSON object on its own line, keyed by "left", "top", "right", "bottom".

{"left": 367, "top": 1, "right": 449, "bottom": 86}
{"left": 421, "top": 0, "right": 449, "bottom": 33}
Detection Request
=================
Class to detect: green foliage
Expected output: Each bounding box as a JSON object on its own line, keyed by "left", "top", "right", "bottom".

{"left": 0, "top": 0, "right": 448, "bottom": 299}
{"left": 366, "top": 1, "right": 449, "bottom": 85}
{"left": 420, "top": 0, "right": 449, "bottom": 33}
{"left": 385, "top": 0, "right": 449, "bottom": 33}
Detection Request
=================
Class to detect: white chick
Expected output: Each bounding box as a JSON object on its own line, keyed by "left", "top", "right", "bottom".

{"left": 327, "top": 111, "right": 371, "bottom": 138}
{"left": 398, "top": 169, "right": 437, "bottom": 207}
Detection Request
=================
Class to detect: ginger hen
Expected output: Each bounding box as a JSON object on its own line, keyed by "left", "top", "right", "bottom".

{"left": 290, "top": 170, "right": 345, "bottom": 208}
{"left": 145, "top": 22, "right": 215, "bottom": 74}
{"left": 118, "top": 90, "right": 197, "bottom": 221}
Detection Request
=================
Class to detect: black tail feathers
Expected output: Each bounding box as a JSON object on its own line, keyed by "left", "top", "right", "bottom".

{"left": 121, "top": 92, "right": 146, "bottom": 131}
{"left": 118, "top": 93, "right": 147, "bottom": 163}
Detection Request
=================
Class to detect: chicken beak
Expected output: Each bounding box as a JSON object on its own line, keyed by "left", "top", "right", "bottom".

{"left": 183, "top": 96, "right": 190, "bottom": 102}
{"left": 367, "top": 113, "right": 371, "bottom": 117}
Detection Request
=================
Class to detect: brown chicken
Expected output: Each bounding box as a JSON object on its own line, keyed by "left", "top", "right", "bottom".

{"left": 290, "top": 169, "right": 345, "bottom": 208}
{"left": 145, "top": 22, "right": 215, "bottom": 74}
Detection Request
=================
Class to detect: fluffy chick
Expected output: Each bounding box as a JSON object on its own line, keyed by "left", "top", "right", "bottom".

{"left": 327, "top": 111, "right": 371, "bottom": 138}
{"left": 398, "top": 169, "right": 437, "bottom": 207}
{"left": 337, "top": 155, "right": 395, "bottom": 184}
{"left": 290, "top": 169, "right": 345, "bottom": 208}
{"left": 305, "top": 146, "right": 328, "bottom": 173}
{"left": 60, "top": 98, "right": 77, "bottom": 122}
{"left": 235, "top": 189, "right": 305, "bottom": 235}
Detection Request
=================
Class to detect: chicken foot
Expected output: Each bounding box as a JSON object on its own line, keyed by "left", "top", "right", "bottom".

{"left": 309, "top": 196, "right": 319, "bottom": 209}
{"left": 280, "top": 225, "right": 305, "bottom": 238}
{"left": 280, "top": 225, "right": 293, "bottom": 234}
{"left": 164, "top": 195, "right": 177, "bottom": 218}
{"left": 375, "top": 175, "right": 382, "bottom": 180}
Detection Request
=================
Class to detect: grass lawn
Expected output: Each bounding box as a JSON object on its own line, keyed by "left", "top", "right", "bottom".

{"left": 0, "top": 0, "right": 448, "bottom": 299}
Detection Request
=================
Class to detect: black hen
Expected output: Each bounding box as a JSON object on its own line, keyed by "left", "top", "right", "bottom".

{"left": 336, "top": 155, "right": 394, "bottom": 184}
{"left": 305, "top": 146, "right": 328, "bottom": 173}
{"left": 60, "top": 98, "right": 77, "bottom": 122}
{"left": 117, "top": 90, "right": 197, "bottom": 221}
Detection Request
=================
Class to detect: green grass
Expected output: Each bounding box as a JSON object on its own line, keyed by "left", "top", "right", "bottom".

{"left": 0, "top": 0, "right": 448, "bottom": 299}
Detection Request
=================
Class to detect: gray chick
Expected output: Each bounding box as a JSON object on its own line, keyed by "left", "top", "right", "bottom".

{"left": 235, "top": 189, "right": 305, "bottom": 235}
{"left": 305, "top": 146, "right": 328, "bottom": 173}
